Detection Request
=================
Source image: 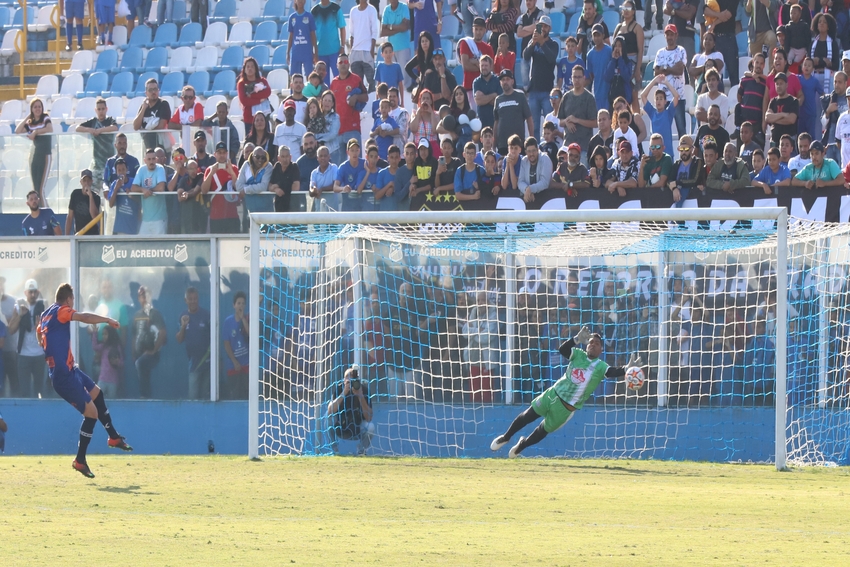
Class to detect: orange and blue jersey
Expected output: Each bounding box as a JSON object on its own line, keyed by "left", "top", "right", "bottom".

{"left": 38, "top": 303, "right": 76, "bottom": 377}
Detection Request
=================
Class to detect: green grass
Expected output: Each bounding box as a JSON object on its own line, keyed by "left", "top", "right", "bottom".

{"left": 1, "top": 456, "right": 849, "bottom": 566}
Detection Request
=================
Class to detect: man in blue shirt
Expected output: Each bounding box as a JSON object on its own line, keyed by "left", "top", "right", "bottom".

{"left": 131, "top": 148, "right": 168, "bottom": 235}
{"left": 357, "top": 146, "right": 382, "bottom": 210}
{"left": 393, "top": 142, "right": 416, "bottom": 210}
{"left": 472, "top": 55, "right": 502, "bottom": 129}
{"left": 222, "top": 291, "right": 249, "bottom": 400}
{"left": 334, "top": 139, "right": 367, "bottom": 211}
{"left": 380, "top": 0, "right": 411, "bottom": 88}
{"left": 22, "top": 190, "right": 61, "bottom": 236}
{"left": 375, "top": 145, "right": 402, "bottom": 211}
{"left": 176, "top": 286, "right": 211, "bottom": 400}
{"left": 752, "top": 147, "right": 792, "bottom": 195}
{"left": 288, "top": 0, "right": 318, "bottom": 78}
{"left": 585, "top": 24, "right": 613, "bottom": 112}
{"left": 312, "top": 0, "right": 347, "bottom": 84}
{"left": 641, "top": 75, "right": 679, "bottom": 158}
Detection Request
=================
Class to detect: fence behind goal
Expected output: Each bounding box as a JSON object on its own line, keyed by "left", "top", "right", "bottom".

{"left": 248, "top": 209, "right": 850, "bottom": 467}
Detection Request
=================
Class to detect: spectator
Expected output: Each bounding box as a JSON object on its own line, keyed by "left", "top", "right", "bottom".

{"left": 334, "top": 139, "right": 368, "bottom": 211}
{"left": 540, "top": 121, "right": 560, "bottom": 165}
{"left": 767, "top": 49, "right": 803, "bottom": 101}
{"left": 746, "top": 0, "right": 779, "bottom": 60}
{"left": 381, "top": 0, "right": 412, "bottom": 88}
{"left": 375, "top": 144, "right": 402, "bottom": 209}
{"left": 309, "top": 145, "right": 339, "bottom": 210}
{"left": 405, "top": 31, "right": 436, "bottom": 90}
{"left": 410, "top": 89, "right": 441, "bottom": 156}
{"left": 641, "top": 74, "right": 680, "bottom": 157}
{"left": 107, "top": 159, "right": 139, "bottom": 235}
{"left": 459, "top": 18, "right": 494, "bottom": 98}
{"left": 516, "top": 0, "right": 544, "bottom": 88}
{"left": 551, "top": 143, "right": 590, "bottom": 195}
{"left": 327, "top": 366, "right": 374, "bottom": 455}
{"left": 695, "top": 69, "right": 729, "bottom": 129}
{"left": 236, "top": 57, "right": 271, "bottom": 129}
{"left": 653, "top": 25, "right": 688, "bottom": 147}
{"left": 296, "top": 132, "right": 319, "bottom": 198}
{"left": 707, "top": 142, "right": 751, "bottom": 193}
{"left": 604, "top": 36, "right": 634, "bottom": 109}
{"left": 388, "top": 87, "right": 410, "bottom": 148}
{"left": 523, "top": 15, "right": 558, "bottom": 137}
{"left": 312, "top": 0, "right": 347, "bottom": 83}
{"left": 557, "top": 37, "right": 584, "bottom": 94}
{"left": 475, "top": 126, "right": 502, "bottom": 165}
{"left": 792, "top": 140, "right": 846, "bottom": 188}
{"left": 274, "top": 74, "right": 309, "bottom": 126}
{"left": 689, "top": 32, "right": 726, "bottom": 96}
{"left": 175, "top": 286, "right": 210, "bottom": 400}
{"left": 410, "top": 138, "right": 439, "bottom": 209}
{"left": 175, "top": 159, "right": 205, "bottom": 234}
{"left": 222, "top": 291, "right": 249, "bottom": 399}
{"left": 696, "top": 105, "right": 730, "bottom": 157}
{"left": 609, "top": 140, "right": 640, "bottom": 197}
{"left": 638, "top": 133, "right": 673, "bottom": 189}
{"left": 576, "top": 0, "right": 608, "bottom": 61}
{"left": 288, "top": 0, "right": 318, "bottom": 77}
{"left": 376, "top": 44, "right": 406, "bottom": 103}
{"left": 501, "top": 134, "right": 523, "bottom": 191}
{"left": 130, "top": 148, "right": 167, "bottom": 235}
{"left": 738, "top": 121, "right": 761, "bottom": 171}
{"left": 588, "top": 109, "right": 615, "bottom": 163}
{"left": 789, "top": 132, "right": 813, "bottom": 173}
{"left": 16, "top": 279, "right": 47, "bottom": 398}
{"left": 190, "top": 0, "right": 208, "bottom": 34}
{"left": 798, "top": 58, "right": 825, "bottom": 141}
{"left": 611, "top": 109, "right": 639, "bottom": 159}
{"left": 155, "top": 147, "right": 176, "bottom": 185}
{"left": 665, "top": 0, "right": 698, "bottom": 61}
{"left": 494, "top": 32, "right": 516, "bottom": 76}
{"left": 95, "top": 0, "right": 115, "bottom": 45}
{"left": 104, "top": 133, "right": 140, "bottom": 188}
{"left": 766, "top": 73, "right": 801, "bottom": 148}
{"left": 189, "top": 130, "right": 216, "bottom": 171}
{"left": 169, "top": 86, "right": 204, "bottom": 130}
{"left": 64, "top": 0, "right": 85, "bottom": 50}
{"left": 557, "top": 66, "right": 597, "bottom": 165}
{"left": 518, "top": 137, "right": 553, "bottom": 203}
{"left": 89, "top": 323, "right": 123, "bottom": 399}
{"left": 237, "top": 146, "right": 274, "bottom": 215}
{"left": 201, "top": 102, "right": 241, "bottom": 163}
{"left": 0, "top": 278, "right": 20, "bottom": 397}
{"left": 705, "top": 0, "right": 740, "bottom": 86}
{"left": 785, "top": 5, "right": 811, "bottom": 66}
{"left": 472, "top": 55, "right": 502, "bottom": 129}
{"left": 66, "top": 169, "right": 101, "bottom": 236}
{"left": 494, "top": 70, "right": 533, "bottom": 155}
{"left": 543, "top": 88, "right": 564, "bottom": 140}
{"left": 752, "top": 146, "right": 792, "bottom": 194}
{"left": 317, "top": 91, "right": 342, "bottom": 164}
{"left": 202, "top": 142, "right": 241, "bottom": 234}
{"left": 131, "top": 285, "right": 166, "bottom": 399}
{"left": 486, "top": 0, "right": 519, "bottom": 54}
{"left": 356, "top": 146, "right": 383, "bottom": 208}
{"left": 822, "top": 71, "right": 847, "bottom": 147}
{"left": 412, "top": 0, "right": 442, "bottom": 58}
{"left": 751, "top": 148, "right": 766, "bottom": 179}
{"left": 394, "top": 142, "right": 417, "bottom": 209}
{"left": 421, "top": 48, "right": 457, "bottom": 109}
{"left": 265, "top": 146, "right": 298, "bottom": 213}
{"left": 737, "top": 53, "right": 769, "bottom": 145}
{"left": 22, "top": 190, "right": 61, "bottom": 236}
{"left": 585, "top": 24, "right": 613, "bottom": 112}
{"left": 835, "top": 86, "right": 850, "bottom": 167}
{"left": 15, "top": 99, "right": 52, "bottom": 207}
{"left": 779, "top": 134, "right": 794, "bottom": 166}
{"left": 273, "top": 100, "right": 308, "bottom": 162}
{"left": 669, "top": 135, "right": 703, "bottom": 205}
{"left": 348, "top": 0, "right": 379, "bottom": 93}
{"left": 331, "top": 53, "right": 370, "bottom": 154}
{"left": 245, "top": 111, "right": 277, "bottom": 160}
{"left": 77, "top": 97, "right": 118, "bottom": 191}
{"left": 371, "top": 99, "right": 401, "bottom": 160}
{"left": 132, "top": 78, "right": 170, "bottom": 153}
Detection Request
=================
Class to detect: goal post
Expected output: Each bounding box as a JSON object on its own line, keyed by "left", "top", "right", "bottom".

{"left": 247, "top": 207, "right": 828, "bottom": 469}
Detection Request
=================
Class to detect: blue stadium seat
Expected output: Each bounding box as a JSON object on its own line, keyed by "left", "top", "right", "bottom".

{"left": 120, "top": 25, "right": 151, "bottom": 50}
{"left": 148, "top": 22, "right": 177, "bottom": 47}
{"left": 248, "top": 44, "right": 270, "bottom": 67}
{"left": 205, "top": 69, "right": 236, "bottom": 97}
{"left": 246, "top": 20, "right": 277, "bottom": 47}
{"left": 104, "top": 71, "right": 134, "bottom": 97}
{"left": 253, "top": 0, "right": 286, "bottom": 22}
{"left": 602, "top": 10, "right": 620, "bottom": 34}
{"left": 451, "top": 64, "right": 463, "bottom": 86}
{"left": 440, "top": 37, "right": 453, "bottom": 60}
{"left": 0, "top": 7, "right": 11, "bottom": 29}
{"left": 172, "top": 0, "right": 189, "bottom": 24}
{"left": 78, "top": 71, "right": 108, "bottom": 98}
{"left": 220, "top": 45, "right": 244, "bottom": 71}
{"left": 187, "top": 70, "right": 211, "bottom": 93}
{"left": 130, "top": 71, "right": 160, "bottom": 97}
{"left": 566, "top": 12, "right": 579, "bottom": 39}
{"left": 549, "top": 11, "right": 566, "bottom": 38}
{"left": 139, "top": 46, "right": 168, "bottom": 74}
{"left": 119, "top": 46, "right": 143, "bottom": 72}
{"left": 175, "top": 22, "right": 202, "bottom": 46}
{"left": 340, "top": 0, "right": 356, "bottom": 14}
{"left": 263, "top": 44, "right": 288, "bottom": 71}
{"left": 736, "top": 31, "right": 748, "bottom": 57}
{"left": 88, "top": 49, "right": 118, "bottom": 76}
{"left": 642, "top": 60, "right": 654, "bottom": 86}
{"left": 209, "top": 0, "right": 236, "bottom": 23}
{"left": 160, "top": 71, "right": 185, "bottom": 96}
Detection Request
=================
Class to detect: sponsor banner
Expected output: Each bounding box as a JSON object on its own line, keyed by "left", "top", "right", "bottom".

{"left": 418, "top": 185, "right": 850, "bottom": 224}
{"left": 0, "top": 240, "right": 70, "bottom": 269}
{"left": 219, "top": 239, "right": 321, "bottom": 269}
{"left": 79, "top": 240, "right": 210, "bottom": 268}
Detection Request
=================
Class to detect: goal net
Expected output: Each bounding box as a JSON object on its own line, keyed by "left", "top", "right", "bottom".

{"left": 248, "top": 208, "right": 850, "bottom": 468}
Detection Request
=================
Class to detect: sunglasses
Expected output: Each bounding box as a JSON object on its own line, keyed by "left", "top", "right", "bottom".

{"left": 678, "top": 146, "right": 691, "bottom": 152}
{"left": 182, "top": 95, "right": 195, "bottom": 99}
{"left": 650, "top": 144, "right": 662, "bottom": 150}
{"left": 434, "top": 48, "right": 445, "bottom": 56}
{"left": 549, "top": 95, "right": 560, "bottom": 100}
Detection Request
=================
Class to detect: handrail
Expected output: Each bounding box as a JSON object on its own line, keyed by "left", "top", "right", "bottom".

{"left": 75, "top": 210, "right": 103, "bottom": 235}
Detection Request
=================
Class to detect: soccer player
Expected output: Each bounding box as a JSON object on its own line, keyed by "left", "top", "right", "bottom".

{"left": 491, "top": 326, "right": 642, "bottom": 457}
{"left": 38, "top": 283, "right": 132, "bottom": 478}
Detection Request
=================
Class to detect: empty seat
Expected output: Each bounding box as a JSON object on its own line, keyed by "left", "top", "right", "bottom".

{"left": 266, "top": 68, "right": 289, "bottom": 91}
{"left": 236, "top": 0, "right": 263, "bottom": 21}
{"left": 104, "top": 71, "right": 134, "bottom": 97}
{"left": 195, "top": 20, "right": 227, "bottom": 48}
{"left": 189, "top": 45, "right": 219, "bottom": 72}
{"left": 209, "top": 0, "right": 236, "bottom": 23}
{"left": 219, "top": 44, "right": 245, "bottom": 70}
{"left": 187, "top": 70, "right": 211, "bottom": 93}
{"left": 549, "top": 11, "right": 566, "bottom": 38}
{"left": 148, "top": 22, "right": 177, "bottom": 47}
{"left": 172, "top": 0, "right": 189, "bottom": 24}
{"left": 62, "top": 50, "right": 93, "bottom": 77}
{"left": 111, "top": 26, "right": 128, "bottom": 46}
{"left": 602, "top": 10, "right": 619, "bottom": 34}
{"left": 50, "top": 97, "right": 73, "bottom": 122}
{"left": 566, "top": 13, "right": 580, "bottom": 39}
{"left": 205, "top": 69, "right": 236, "bottom": 97}
{"left": 247, "top": 44, "right": 270, "bottom": 66}
{"left": 105, "top": 96, "right": 125, "bottom": 115}
{"left": 176, "top": 21, "right": 202, "bottom": 46}
{"left": 228, "top": 96, "right": 243, "bottom": 119}
{"left": 121, "top": 24, "right": 151, "bottom": 50}
{"left": 264, "top": 44, "right": 288, "bottom": 71}
{"left": 0, "top": 99, "right": 22, "bottom": 123}
{"left": 58, "top": 73, "right": 84, "bottom": 98}
{"left": 79, "top": 71, "right": 108, "bottom": 98}
{"left": 161, "top": 45, "right": 193, "bottom": 73}
{"left": 28, "top": 75, "right": 59, "bottom": 102}
{"left": 246, "top": 20, "right": 277, "bottom": 47}
{"left": 73, "top": 97, "right": 98, "bottom": 121}
{"left": 227, "top": 20, "right": 252, "bottom": 45}
{"left": 160, "top": 71, "right": 185, "bottom": 96}
{"left": 0, "top": 29, "right": 21, "bottom": 57}
{"left": 30, "top": 5, "right": 53, "bottom": 32}
{"left": 118, "top": 46, "right": 143, "bottom": 72}
{"left": 253, "top": 0, "right": 286, "bottom": 22}
{"left": 139, "top": 46, "right": 168, "bottom": 73}
{"left": 644, "top": 34, "right": 666, "bottom": 64}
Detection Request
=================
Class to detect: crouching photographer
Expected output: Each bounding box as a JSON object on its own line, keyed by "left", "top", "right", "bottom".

{"left": 327, "top": 365, "right": 375, "bottom": 455}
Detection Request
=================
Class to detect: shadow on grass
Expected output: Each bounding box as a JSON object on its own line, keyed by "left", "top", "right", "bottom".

{"left": 96, "top": 485, "right": 157, "bottom": 495}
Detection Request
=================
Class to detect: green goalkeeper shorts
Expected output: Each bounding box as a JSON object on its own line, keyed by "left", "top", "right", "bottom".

{"left": 532, "top": 388, "right": 576, "bottom": 433}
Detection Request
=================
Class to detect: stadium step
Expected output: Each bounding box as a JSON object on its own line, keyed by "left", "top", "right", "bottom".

{"left": 48, "top": 37, "right": 98, "bottom": 52}
{"left": 0, "top": 82, "right": 38, "bottom": 102}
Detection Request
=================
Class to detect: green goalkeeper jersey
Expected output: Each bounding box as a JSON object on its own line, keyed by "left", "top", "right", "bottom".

{"left": 552, "top": 347, "right": 610, "bottom": 410}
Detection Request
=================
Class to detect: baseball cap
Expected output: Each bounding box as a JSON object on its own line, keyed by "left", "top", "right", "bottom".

{"left": 618, "top": 140, "right": 632, "bottom": 151}
{"left": 80, "top": 169, "right": 92, "bottom": 180}
{"left": 810, "top": 140, "right": 825, "bottom": 152}
{"left": 664, "top": 24, "right": 678, "bottom": 34}
{"left": 567, "top": 143, "right": 581, "bottom": 153}
{"left": 433, "top": 48, "right": 445, "bottom": 57}
{"left": 591, "top": 23, "right": 605, "bottom": 35}
{"left": 347, "top": 138, "right": 361, "bottom": 149}
{"left": 283, "top": 99, "right": 296, "bottom": 110}
{"left": 499, "top": 69, "right": 514, "bottom": 79}
{"left": 215, "top": 141, "right": 228, "bottom": 151}
{"left": 774, "top": 72, "right": 788, "bottom": 83}
{"left": 844, "top": 51, "right": 850, "bottom": 61}
{"left": 776, "top": 25, "right": 787, "bottom": 35}
{"left": 25, "top": 279, "right": 38, "bottom": 291}
{"left": 418, "top": 138, "right": 430, "bottom": 149}
{"left": 539, "top": 14, "right": 552, "bottom": 26}
{"left": 473, "top": 16, "right": 486, "bottom": 26}
{"left": 557, "top": 146, "right": 570, "bottom": 154}
{"left": 194, "top": 130, "right": 206, "bottom": 139}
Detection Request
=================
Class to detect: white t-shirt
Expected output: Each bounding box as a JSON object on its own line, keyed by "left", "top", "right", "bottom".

{"left": 691, "top": 51, "right": 725, "bottom": 75}
{"left": 835, "top": 111, "right": 850, "bottom": 168}
{"left": 654, "top": 46, "right": 688, "bottom": 100}
{"left": 788, "top": 154, "right": 812, "bottom": 173}
{"left": 273, "top": 121, "right": 308, "bottom": 161}
{"left": 273, "top": 97, "right": 308, "bottom": 125}
{"left": 349, "top": 4, "right": 379, "bottom": 52}
{"left": 611, "top": 127, "right": 638, "bottom": 156}
{"left": 696, "top": 92, "right": 730, "bottom": 125}
{"left": 390, "top": 106, "right": 409, "bottom": 148}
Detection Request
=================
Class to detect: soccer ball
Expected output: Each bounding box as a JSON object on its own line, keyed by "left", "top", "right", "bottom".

{"left": 625, "top": 366, "right": 645, "bottom": 390}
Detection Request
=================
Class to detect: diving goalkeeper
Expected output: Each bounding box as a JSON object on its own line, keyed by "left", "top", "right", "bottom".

{"left": 491, "top": 326, "right": 642, "bottom": 458}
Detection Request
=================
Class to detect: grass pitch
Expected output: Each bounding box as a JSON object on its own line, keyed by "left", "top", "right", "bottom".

{"left": 1, "top": 456, "right": 849, "bottom": 566}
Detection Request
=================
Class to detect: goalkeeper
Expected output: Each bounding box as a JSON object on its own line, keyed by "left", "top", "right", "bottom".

{"left": 491, "top": 326, "right": 641, "bottom": 458}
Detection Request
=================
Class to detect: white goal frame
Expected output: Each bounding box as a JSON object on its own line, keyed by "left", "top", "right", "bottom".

{"left": 248, "top": 207, "right": 789, "bottom": 470}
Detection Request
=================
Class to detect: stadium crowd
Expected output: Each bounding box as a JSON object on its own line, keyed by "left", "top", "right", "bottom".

{"left": 10, "top": 0, "right": 850, "bottom": 235}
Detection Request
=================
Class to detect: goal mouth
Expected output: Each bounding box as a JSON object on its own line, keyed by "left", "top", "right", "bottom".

{"left": 245, "top": 208, "right": 847, "bottom": 468}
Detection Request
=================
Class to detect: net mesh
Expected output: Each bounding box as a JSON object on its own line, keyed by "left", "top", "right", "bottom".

{"left": 254, "top": 217, "right": 850, "bottom": 465}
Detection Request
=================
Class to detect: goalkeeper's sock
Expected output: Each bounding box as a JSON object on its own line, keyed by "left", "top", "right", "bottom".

{"left": 76, "top": 417, "right": 97, "bottom": 464}
{"left": 75, "top": 24, "right": 84, "bottom": 47}
{"left": 65, "top": 23, "right": 74, "bottom": 47}
{"left": 92, "top": 391, "right": 119, "bottom": 439}
{"left": 518, "top": 423, "right": 548, "bottom": 452}
{"left": 502, "top": 406, "right": 540, "bottom": 441}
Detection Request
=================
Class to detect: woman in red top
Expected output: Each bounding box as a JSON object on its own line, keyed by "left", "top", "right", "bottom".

{"left": 236, "top": 57, "right": 271, "bottom": 128}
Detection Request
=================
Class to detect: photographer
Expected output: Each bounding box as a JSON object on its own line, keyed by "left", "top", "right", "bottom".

{"left": 327, "top": 365, "right": 374, "bottom": 455}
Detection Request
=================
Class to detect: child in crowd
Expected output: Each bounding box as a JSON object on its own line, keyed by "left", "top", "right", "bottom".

{"left": 557, "top": 37, "right": 584, "bottom": 92}
{"left": 750, "top": 149, "right": 766, "bottom": 181}
{"left": 475, "top": 126, "right": 501, "bottom": 167}
{"left": 303, "top": 72, "right": 327, "bottom": 98}
{"left": 372, "top": 83, "right": 390, "bottom": 121}
{"left": 494, "top": 33, "right": 515, "bottom": 76}
{"left": 371, "top": 99, "right": 400, "bottom": 160}
{"left": 640, "top": 75, "right": 679, "bottom": 157}
{"left": 785, "top": 5, "right": 811, "bottom": 66}
{"left": 540, "top": 121, "right": 561, "bottom": 166}
{"left": 797, "top": 57, "right": 824, "bottom": 141}
{"left": 375, "top": 42, "right": 405, "bottom": 107}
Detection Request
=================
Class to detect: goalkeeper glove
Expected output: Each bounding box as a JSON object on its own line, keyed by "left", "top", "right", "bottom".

{"left": 626, "top": 352, "right": 643, "bottom": 368}
{"left": 574, "top": 326, "right": 591, "bottom": 345}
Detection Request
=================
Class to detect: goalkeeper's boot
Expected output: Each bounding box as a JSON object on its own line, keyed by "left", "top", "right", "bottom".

{"left": 490, "top": 435, "right": 509, "bottom": 451}
{"left": 72, "top": 460, "right": 95, "bottom": 478}
{"left": 508, "top": 437, "right": 526, "bottom": 459}
{"left": 108, "top": 435, "right": 133, "bottom": 451}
